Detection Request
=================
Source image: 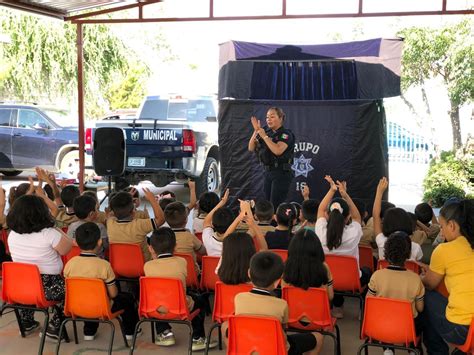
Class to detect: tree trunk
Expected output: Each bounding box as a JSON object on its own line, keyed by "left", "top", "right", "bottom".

{"left": 449, "top": 101, "right": 462, "bottom": 150}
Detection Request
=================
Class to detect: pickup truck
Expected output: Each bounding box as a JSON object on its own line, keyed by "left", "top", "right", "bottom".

{"left": 86, "top": 95, "right": 220, "bottom": 195}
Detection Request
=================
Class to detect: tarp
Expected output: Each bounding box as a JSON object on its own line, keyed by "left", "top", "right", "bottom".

{"left": 218, "top": 38, "right": 403, "bottom": 100}
{"left": 218, "top": 100, "right": 388, "bottom": 205}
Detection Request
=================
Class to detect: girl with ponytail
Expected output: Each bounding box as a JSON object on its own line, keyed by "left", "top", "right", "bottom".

{"left": 420, "top": 199, "right": 474, "bottom": 354}
{"left": 316, "top": 175, "right": 368, "bottom": 318}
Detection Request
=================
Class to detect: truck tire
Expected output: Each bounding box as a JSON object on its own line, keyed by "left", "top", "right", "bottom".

{"left": 0, "top": 170, "right": 22, "bottom": 177}
{"left": 59, "top": 150, "right": 79, "bottom": 178}
{"left": 196, "top": 157, "right": 220, "bottom": 196}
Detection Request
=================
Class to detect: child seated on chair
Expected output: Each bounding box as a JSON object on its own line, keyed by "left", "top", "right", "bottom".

{"left": 107, "top": 189, "right": 164, "bottom": 261}
{"left": 367, "top": 231, "right": 424, "bottom": 341}
{"left": 247, "top": 199, "right": 275, "bottom": 237}
{"left": 415, "top": 202, "right": 440, "bottom": 242}
{"left": 264, "top": 203, "right": 298, "bottom": 250}
{"left": 193, "top": 191, "right": 220, "bottom": 235}
{"left": 300, "top": 199, "right": 320, "bottom": 232}
{"left": 408, "top": 212, "right": 428, "bottom": 245}
{"left": 229, "top": 251, "right": 324, "bottom": 355}
{"left": 124, "top": 187, "right": 150, "bottom": 219}
{"left": 82, "top": 190, "right": 108, "bottom": 225}
{"left": 55, "top": 185, "right": 80, "bottom": 228}
{"left": 67, "top": 195, "right": 108, "bottom": 257}
{"left": 63, "top": 222, "right": 139, "bottom": 341}
{"left": 144, "top": 227, "right": 218, "bottom": 351}
{"left": 164, "top": 201, "right": 206, "bottom": 262}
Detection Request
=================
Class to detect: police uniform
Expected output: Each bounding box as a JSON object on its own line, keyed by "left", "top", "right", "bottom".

{"left": 256, "top": 126, "right": 295, "bottom": 208}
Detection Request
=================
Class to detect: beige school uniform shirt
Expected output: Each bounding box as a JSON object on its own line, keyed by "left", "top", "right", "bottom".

{"left": 411, "top": 230, "right": 428, "bottom": 245}
{"left": 248, "top": 223, "right": 276, "bottom": 237}
{"left": 368, "top": 266, "right": 425, "bottom": 317}
{"left": 56, "top": 208, "right": 79, "bottom": 228}
{"left": 144, "top": 255, "right": 193, "bottom": 309}
{"left": 172, "top": 229, "right": 203, "bottom": 259}
{"left": 107, "top": 217, "right": 157, "bottom": 261}
{"left": 359, "top": 225, "right": 375, "bottom": 247}
{"left": 234, "top": 290, "right": 289, "bottom": 324}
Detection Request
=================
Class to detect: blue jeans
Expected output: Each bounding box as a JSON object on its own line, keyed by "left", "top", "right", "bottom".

{"left": 422, "top": 290, "right": 469, "bottom": 355}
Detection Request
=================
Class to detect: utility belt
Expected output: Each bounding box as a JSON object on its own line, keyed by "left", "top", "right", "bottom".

{"left": 264, "top": 162, "right": 292, "bottom": 171}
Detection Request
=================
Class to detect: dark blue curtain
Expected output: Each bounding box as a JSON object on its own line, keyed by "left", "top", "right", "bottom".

{"left": 249, "top": 61, "right": 357, "bottom": 100}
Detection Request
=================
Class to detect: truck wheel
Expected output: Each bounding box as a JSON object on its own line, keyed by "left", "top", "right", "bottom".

{"left": 196, "top": 157, "right": 220, "bottom": 196}
{"left": 59, "top": 151, "right": 79, "bottom": 178}
{"left": 0, "top": 170, "right": 22, "bottom": 177}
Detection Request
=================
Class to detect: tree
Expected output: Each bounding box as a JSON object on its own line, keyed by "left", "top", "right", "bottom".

{"left": 106, "top": 64, "right": 149, "bottom": 110}
{"left": 398, "top": 20, "right": 474, "bottom": 150}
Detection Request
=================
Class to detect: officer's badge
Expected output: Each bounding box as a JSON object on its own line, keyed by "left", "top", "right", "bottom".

{"left": 281, "top": 133, "right": 289, "bottom": 140}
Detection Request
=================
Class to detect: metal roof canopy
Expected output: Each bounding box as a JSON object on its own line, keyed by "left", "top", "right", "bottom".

{"left": 1, "top": 0, "right": 472, "bottom": 191}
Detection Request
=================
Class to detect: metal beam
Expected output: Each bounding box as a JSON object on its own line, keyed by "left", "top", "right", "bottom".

{"left": 0, "top": 0, "right": 66, "bottom": 19}
{"left": 76, "top": 23, "right": 85, "bottom": 192}
{"left": 65, "top": 0, "right": 162, "bottom": 21}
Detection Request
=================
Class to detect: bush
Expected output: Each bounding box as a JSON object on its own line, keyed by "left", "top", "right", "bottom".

{"left": 423, "top": 151, "right": 473, "bottom": 207}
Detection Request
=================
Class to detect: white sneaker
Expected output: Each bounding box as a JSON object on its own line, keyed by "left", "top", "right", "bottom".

{"left": 84, "top": 334, "right": 96, "bottom": 341}
{"left": 383, "top": 349, "right": 394, "bottom": 355}
{"left": 155, "top": 329, "right": 175, "bottom": 346}
{"left": 192, "top": 337, "right": 218, "bottom": 351}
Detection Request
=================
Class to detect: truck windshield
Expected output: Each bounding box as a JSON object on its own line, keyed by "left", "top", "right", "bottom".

{"left": 139, "top": 99, "right": 215, "bottom": 122}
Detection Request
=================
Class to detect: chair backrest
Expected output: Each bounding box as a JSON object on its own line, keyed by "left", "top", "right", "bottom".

{"left": 64, "top": 277, "right": 114, "bottom": 319}
{"left": 174, "top": 252, "right": 199, "bottom": 289}
{"left": 271, "top": 249, "right": 288, "bottom": 262}
{"left": 282, "top": 286, "right": 333, "bottom": 330}
{"left": 377, "top": 259, "right": 420, "bottom": 274}
{"left": 64, "top": 245, "right": 82, "bottom": 264}
{"left": 325, "top": 254, "right": 362, "bottom": 293}
{"left": 358, "top": 245, "right": 375, "bottom": 273}
{"left": 457, "top": 317, "right": 474, "bottom": 353}
{"left": 109, "top": 243, "right": 145, "bottom": 278}
{"left": 138, "top": 276, "right": 191, "bottom": 320}
{"left": 1, "top": 262, "right": 51, "bottom": 307}
{"left": 361, "top": 296, "right": 417, "bottom": 346}
{"left": 200, "top": 256, "right": 221, "bottom": 291}
{"left": 213, "top": 281, "right": 253, "bottom": 323}
{"left": 227, "top": 315, "right": 287, "bottom": 355}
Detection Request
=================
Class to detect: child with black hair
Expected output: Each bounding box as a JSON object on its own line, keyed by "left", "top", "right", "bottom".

{"left": 414, "top": 202, "right": 440, "bottom": 241}
{"left": 64, "top": 222, "right": 139, "bottom": 341}
{"left": 316, "top": 176, "right": 367, "bottom": 318}
{"left": 218, "top": 232, "right": 256, "bottom": 285}
{"left": 367, "top": 231, "right": 424, "bottom": 355}
{"left": 144, "top": 227, "right": 218, "bottom": 351}
{"left": 193, "top": 191, "right": 220, "bottom": 235}
{"left": 246, "top": 199, "right": 275, "bottom": 238}
{"left": 67, "top": 195, "right": 108, "bottom": 256}
{"left": 264, "top": 202, "right": 297, "bottom": 250}
{"left": 164, "top": 201, "right": 206, "bottom": 260}
{"left": 352, "top": 198, "right": 376, "bottom": 248}
{"left": 107, "top": 188, "right": 164, "bottom": 261}
{"left": 55, "top": 184, "right": 80, "bottom": 228}
{"left": 124, "top": 187, "right": 150, "bottom": 219}
{"left": 300, "top": 199, "right": 320, "bottom": 232}
{"left": 232, "top": 251, "right": 323, "bottom": 355}
{"left": 373, "top": 178, "right": 423, "bottom": 261}
{"left": 408, "top": 212, "right": 428, "bottom": 245}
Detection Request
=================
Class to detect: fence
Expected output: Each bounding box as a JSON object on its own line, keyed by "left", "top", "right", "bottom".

{"left": 387, "top": 121, "right": 434, "bottom": 164}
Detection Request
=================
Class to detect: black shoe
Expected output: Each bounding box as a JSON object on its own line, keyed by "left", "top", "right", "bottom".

{"left": 40, "top": 325, "right": 66, "bottom": 342}
{"left": 20, "top": 320, "right": 40, "bottom": 335}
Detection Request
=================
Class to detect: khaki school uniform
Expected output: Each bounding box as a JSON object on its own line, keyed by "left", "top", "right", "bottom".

{"left": 134, "top": 209, "right": 150, "bottom": 219}
{"left": 359, "top": 225, "right": 375, "bottom": 247}
{"left": 426, "top": 224, "right": 441, "bottom": 241}
{"left": 96, "top": 211, "right": 107, "bottom": 225}
{"left": 368, "top": 266, "right": 425, "bottom": 317}
{"left": 248, "top": 223, "right": 275, "bottom": 237}
{"left": 107, "top": 217, "right": 158, "bottom": 261}
{"left": 144, "top": 255, "right": 193, "bottom": 309}
{"left": 411, "top": 230, "right": 428, "bottom": 245}
{"left": 235, "top": 289, "right": 289, "bottom": 324}
{"left": 56, "top": 208, "right": 79, "bottom": 228}
{"left": 172, "top": 229, "right": 203, "bottom": 258}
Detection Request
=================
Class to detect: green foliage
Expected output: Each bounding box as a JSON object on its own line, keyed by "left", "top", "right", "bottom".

{"left": 398, "top": 20, "right": 474, "bottom": 107}
{"left": 423, "top": 151, "right": 473, "bottom": 207}
{"left": 105, "top": 64, "right": 149, "bottom": 110}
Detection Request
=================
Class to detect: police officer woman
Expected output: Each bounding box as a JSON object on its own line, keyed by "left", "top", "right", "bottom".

{"left": 248, "top": 107, "right": 295, "bottom": 208}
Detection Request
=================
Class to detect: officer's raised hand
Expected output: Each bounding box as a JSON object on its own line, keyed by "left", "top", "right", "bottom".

{"left": 250, "top": 116, "right": 260, "bottom": 131}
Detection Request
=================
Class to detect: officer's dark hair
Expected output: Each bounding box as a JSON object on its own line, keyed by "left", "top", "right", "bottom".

{"left": 110, "top": 191, "right": 134, "bottom": 220}
{"left": 275, "top": 203, "right": 297, "bottom": 241}
{"left": 384, "top": 231, "right": 411, "bottom": 267}
{"left": 382, "top": 207, "right": 413, "bottom": 236}
{"left": 415, "top": 202, "right": 434, "bottom": 225}
{"left": 61, "top": 185, "right": 80, "bottom": 208}
{"left": 212, "top": 207, "right": 235, "bottom": 234}
{"left": 198, "top": 192, "right": 220, "bottom": 214}
{"left": 302, "top": 199, "right": 320, "bottom": 223}
{"left": 164, "top": 201, "right": 187, "bottom": 228}
{"left": 73, "top": 195, "right": 97, "bottom": 219}
{"left": 254, "top": 200, "right": 274, "bottom": 222}
{"left": 249, "top": 251, "right": 284, "bottom": 288}
{"left": 440, "top": 199, "right": 474, "bottom": 249}
{"left": 327, "top": 198, "right": 350, "bottom": 251}
{"left": 75, "top": 222, "right": 101, "bottom": 251}
{"left": 268, "top": 107, "right": 285, "bottom": 122}
{"left": 149, "top": 227, "right": 176, "bottom": 255}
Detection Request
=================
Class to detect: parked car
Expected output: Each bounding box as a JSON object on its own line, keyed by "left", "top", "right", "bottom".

{"left": 0, "top": 103, "right": 87, "bottom": 177}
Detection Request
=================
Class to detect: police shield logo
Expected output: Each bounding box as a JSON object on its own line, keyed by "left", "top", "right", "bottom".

{"left": 291, "top": 154, "right": 314, "bottom": 178}
{"left": 131, "top": 131, "right": 139, "bottom": 141}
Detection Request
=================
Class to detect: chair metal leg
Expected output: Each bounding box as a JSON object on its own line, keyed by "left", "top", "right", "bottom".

{"left": 357, "top": 343, "right": 368, "bottom": 355}
{"left": 117, "top": 317, "right": 129, "bottom": 347}
{"left": 55, "top": 319, "right": 69, "bottom": 355}
{"left": 218, "top": 323, "right": 222, "bottom": 350}
{"left": 105, "top": 320, "right": 115, "bottom": 355}
{"left": 186, "top": 322, "right": 194, "bottom": 355}
{"left": 38, "top": 309, "right": 49, "bottom": 355}
{"left": 72, "top": 320, "right": 78, "bottom": 344}
{"left": 13, "top": 308, "right": 26, "bottom": 338}
{"left": 335, "top": 324, "right": 341, "bottom": 355}
{"left": 129, "top": 319, "right": 147, "bottom": 355}
{"left": 205, "top": 322, "right": 221, "bottom": 355}
{"left": 151, "top": 321, "right": 155, "bottom": 343}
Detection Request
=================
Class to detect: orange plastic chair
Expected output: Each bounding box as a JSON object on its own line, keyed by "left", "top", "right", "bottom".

{"left": 175, "top": 252, "right": 199, "bottom": 289}
{"left": 357, "top": 296, "right": 421, "bottom": 354}
{"left": 63, "top": 245, "right": 81, "bottom": 264}
{"left": 205, "top": 281, "right": 253, "bottom": 353}
{"left": 200, "top": 256, "right": 221, "bottom": 292}
{"left": 358, "top": 245, "right": 375, "bottom": 273}
{"left": 282, "top": 286, "right": 341, "bottom": 355}
{"left": 271, "top": 249, "right": 288, "bottom": 262}
{"left": 325, "top": 254, "right": 365, "bottom": 318}
{"left": 227, "top": 315, "right": 287, "bottom": 355}
{"left": 55, "top": 277, "right": 128, "bottom": 355}
{"left": 129, "top": 277, "right": 200, "bottom": 355}
{"left": 109, "top": 243, "right": 145, "bottom": 279}
{"left": 452, "top": 317, "right": 474, "bottom": 354}
{"left": 0, "top": 262, "right": 69, "bottom": 355}
{"left": 377, "top": 259, "right": 421, "bottom": 274}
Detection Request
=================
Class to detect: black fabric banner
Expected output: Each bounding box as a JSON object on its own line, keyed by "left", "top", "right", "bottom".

{"left": 218, "top": 100, "right": 388, "bottom": 206}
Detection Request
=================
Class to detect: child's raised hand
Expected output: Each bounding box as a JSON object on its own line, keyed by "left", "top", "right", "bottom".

{"left": 0, "top": 184, "right": 5, "bottom": 203}
{"left": 376, "top": 177, "right": 389, "bottom": 194}
{"left": 187, "top": 179, "right": 195, "bottom": 190}
{"left": 27, "top": 176, "right": 36, "bottom": 195}
{"left": 336, "top": 180, "right": 347, "bottom": 196}
{"left": 142, "top": 188, "right": 155, "bottom": 202}
{"left": 220, "top": 188, "right": 230, "bottom": 204}
{"left": 301, "top": 185, "right": 310, "bottom": 200}
{"left": 250, "top": 116, "right": 261, "bottom": 131}
{"left": 324, "top": 175, "right": 337, "bottom": 191}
